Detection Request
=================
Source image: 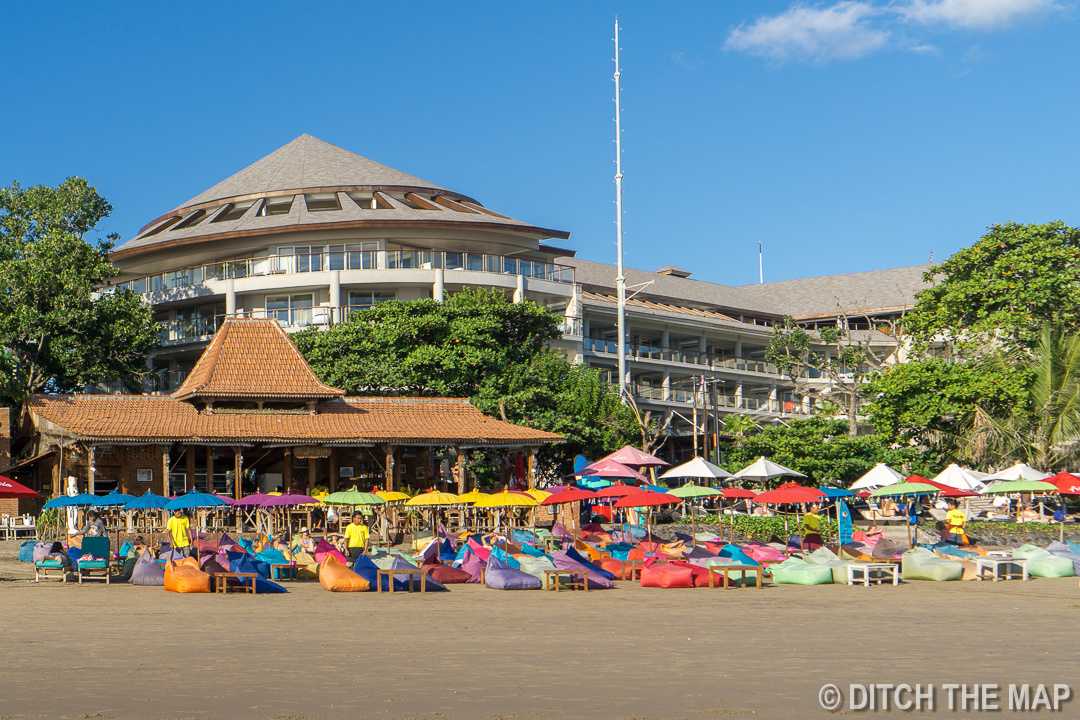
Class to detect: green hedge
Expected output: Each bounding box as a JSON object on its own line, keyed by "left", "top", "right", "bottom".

{"left": 967, "top": 521, "right": 1062, "bottom": 536}
{"left": 682, "top": 515, "right": 839, "bottom": 541}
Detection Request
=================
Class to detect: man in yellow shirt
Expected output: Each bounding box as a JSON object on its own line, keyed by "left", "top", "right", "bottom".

{"left": 801, "top": 503, "right": 825, "bottom": 536}
{"left": 344, "top": 512, "right": 370, "bottom": 559}
{"left": 166, "top": 510, "right": 191, "bottom": 556}
{"left": 945, "top": 501, "right": 968, "bottom": 545}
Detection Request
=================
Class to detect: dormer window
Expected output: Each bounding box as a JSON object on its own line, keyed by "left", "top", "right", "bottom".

{"left": 258, "top": 196, "right": 294, "bottom": 216}
{"left": 212, "top": 201, "right": 255, "bottom": 223}
{"left": 173, "top": 209, "right": 209, "bottom": 230}
{"left": 305, "top": 193, "right": 340, "bottom": 212}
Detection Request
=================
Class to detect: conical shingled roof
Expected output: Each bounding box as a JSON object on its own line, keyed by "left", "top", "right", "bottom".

{"left": 181, "top": 134, "right": 447, "bottom": 208}
{"left": 172, "top": 318, "right": 345, "bottom": 402}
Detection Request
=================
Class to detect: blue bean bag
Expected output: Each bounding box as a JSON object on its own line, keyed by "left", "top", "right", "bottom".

{"left": 352, "top": 554, "right": 397, "bottom": 591}
{"left": 519, "top": 542, "right": 549, "bottom": 558}
{"left": 392, "top": 556, "right": 447, "bottom": 591}
{"left": 489, "top": 545, "right": 522, "bottom": 568}
{"left": 1047, "top": 541, "right": 1080, "bottom": 574}
{"left": 230, "top": 554, "right": 288, "bottom": 593}
{"left": 564, "top": 546, "right": 617, "bottom": 581}
{"left": 717, "top": 544, "right": 760, "bottom": 566}
{"left": 552, "top": 551, "right": 615, "bottom": 589}
{"left": 130, "top": 550, "right": 166, "bottom": 586}
{"left": 19, "top": 541, "right": 37, "bottom": 563}
{"left": 255, "top": 547, "right": 289, "bottom": 565}
{"left": 485, "top": 555, "right": 541, "bottom": 590}
{"left": 228, "top": 550, "right": 270, "bottom": 579}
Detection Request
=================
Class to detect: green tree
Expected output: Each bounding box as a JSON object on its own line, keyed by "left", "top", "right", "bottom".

{"left": 719, "top": 416, "right": 934, "bottom": 487}
{"left": 904, "top": 221, "right": 1080, "bottom": 351}
{"left": 0, "top": 178, "right": 160, "bottom": 406}
{"left": 864, "top": 358, "right": 1025, "bottom": 466}
{"left": 292, "top": 288, "right": 561, "bottom": 397}
{"left": 721, "top": 414, "right": 761, "bottom": 442}
{"left": 961, "top": 323, "right": 1080, "bottom": 471}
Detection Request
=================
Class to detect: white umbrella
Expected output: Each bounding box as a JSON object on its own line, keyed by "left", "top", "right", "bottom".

{"left": 658, "top": 457, "right": 733, "bottom": 482}
{"left": 931, "top": 463, "right": 984, "bottom": 491}
{"left": 849, "top": 463, "right": 904, "bottom": 491}
{"left": 980, "top": 463, "right": 1049, "bottom": 483}
{"left": 733, "top": 456, "right": 805, "bottom": 482}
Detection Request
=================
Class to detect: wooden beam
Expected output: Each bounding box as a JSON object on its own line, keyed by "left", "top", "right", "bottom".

{"left": 185, "top": 445, "right": 195, "bottom": 493}
{"left": 233, "top": 447, "right": 243, "bottom": 502}
{"left": 527, "top": 449, "right": 538, "bottom": 490}
{"left": 455, "top": 450, "right": 466, "bottom": 494}
{"left": 307, "top": 457, "right": 316, "bottom": 493}
{"left": 206, "top": 446, "right": 214, "bottom": 494}
{"left": 282, "top": 448, "right": 292, "bottom": 490}
{"left": 385, "top": 445, "right": 397, "bottom": 492}
{"left": 432, "top": 195, "right": 479, "bottom": 213}
{"left": 119, "top": 446, "right": 128, "bottom": 495}
{"left": 87, "top": 445, "right": 95, "bottom": 496}
{"left": 161, "top": 445, "right": 170, "bottom": 496}
{"left": 329, "top": 447, "right": 338, "bottom": 493}
{"left": 403, "top": 192, "right": 440, "bottom": 210}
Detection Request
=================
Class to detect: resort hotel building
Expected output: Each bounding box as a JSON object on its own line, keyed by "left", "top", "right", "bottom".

{"left": 4, "top": 134, "right": 929, "bottom": 504}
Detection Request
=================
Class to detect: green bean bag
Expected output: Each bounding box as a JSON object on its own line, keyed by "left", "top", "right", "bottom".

{"left": 517, "top": 555, "right": 557, "bottom": 580}
{"left": 901, "top": 548, "right": 962, "bottom": 581}
{"left": 803, "top": 547, "right": 855, "bottom": 584}
{"left": 768, "top": 558, "right": 833, "bottom": 585}
{"left": 1012, "top": 544, "right": 1075, "bottom": 578}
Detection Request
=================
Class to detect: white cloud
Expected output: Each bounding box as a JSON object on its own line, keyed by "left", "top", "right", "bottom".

{"left": 724, "top": 2, "right": 890, "bottom": 64}
{"left": 894, "top": 0, "right": 1060, "bottom": 30}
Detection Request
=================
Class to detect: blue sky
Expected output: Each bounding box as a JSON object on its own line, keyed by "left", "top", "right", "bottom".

{"left": 2, "top": 1, "right": 1077, "bottom": 287}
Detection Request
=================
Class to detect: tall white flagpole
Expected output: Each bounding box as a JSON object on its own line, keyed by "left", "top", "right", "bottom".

{"left": 614, "top": 18, "right": 627, "bottom": 401}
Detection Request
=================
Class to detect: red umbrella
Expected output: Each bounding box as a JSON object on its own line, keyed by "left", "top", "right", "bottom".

{"left": 594, "top": 484, "right": 644, "bottom": 499}
{"left": 941, "top": 487, "right": 980, "bottom": 498}
{"left": 541, "top": 488, "right": 597, "bottom": 505}
{"left": 1045, "top": 472, "right": 1080, "bottom": 495}
{"left": 0, "top": 475, "right": 39, "bottom": 499}
{"left": 613, "top": 491, "right": 679, "bottom": 509}
{"left": 719, "top": 488, "right": 757, "bottom": 499}
{"left": 585, "top": 459, "right": 649, "bottom": 483}
{"left": 597, "top": 445, "right": 670, "bottom": 468}
{"left": 752, "top": 482, "right": 825, "bottom": 504}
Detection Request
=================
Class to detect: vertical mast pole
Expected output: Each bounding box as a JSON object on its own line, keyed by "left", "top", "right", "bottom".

{"left": 614, "top": 18, "right": 627, "bottom": 401}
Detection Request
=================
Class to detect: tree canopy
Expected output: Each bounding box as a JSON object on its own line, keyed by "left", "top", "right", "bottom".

{"left": 903, "top": 221, "right": 1080, "bottom": 351}
{"left": 0, "top": 178, "right": 160, "bottom": 407}
{"left": 292, "top": 289, "right": 638, "bottom": 475}
{"left": 719, "top": 416, "right": 935, "bottom": 487}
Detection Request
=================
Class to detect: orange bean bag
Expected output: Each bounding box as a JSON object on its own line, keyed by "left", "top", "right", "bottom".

{"left": 164, "top": 559, "right": 212, "bottom": 593}
{"left": 319, "top": 555, "right": 371, "bottom": 592}
{"left": 640, "top": 561, "right": 695, "bottom": 588}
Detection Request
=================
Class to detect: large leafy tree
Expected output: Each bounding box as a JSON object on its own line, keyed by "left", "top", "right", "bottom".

{"left": 903, "top": 221, "right": 1080, "bottom": 351}
{"left": 864, "top": 358, "right": 1026, "bottom": 466}
{"left": 719, "top": 416, "right": 934, "bottom": 487}
{"left": 293, "top": 289, "right": 638, "bottom": 475}
{"left": 960, "top": 323, "right": 1080, "bottom": 471}
{"left": 0, "top": 178, "right": 160, "bottom": 407}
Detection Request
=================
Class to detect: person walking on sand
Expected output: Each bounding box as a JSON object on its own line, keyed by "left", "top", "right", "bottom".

{"left": 345, "top": 512, "right": 370, "bottom": 559}
{"left": 944, "top": 500, "right": 968, "bottom": 545}
{"left": 166, "top": 509, "right": 192, "bottom": 556}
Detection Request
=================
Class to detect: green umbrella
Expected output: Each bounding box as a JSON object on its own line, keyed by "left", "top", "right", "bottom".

{"left": 323, "top": 491, "right": 386, "bottom": 506}
{"left": 668, "top": 485, "right": 722, "bottom": 546}
{"left": 980, "top": 479, "right": 1058, "bottom": 542}
{"left": 870, "top": 482, "right": 938, "bottom": 546}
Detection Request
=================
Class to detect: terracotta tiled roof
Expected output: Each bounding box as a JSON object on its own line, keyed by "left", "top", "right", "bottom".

{"left": 172, "top": 318, "right": 344, "bottom": 402}
{"left": 27, "top": 395, "right": 560, "bottom": 447}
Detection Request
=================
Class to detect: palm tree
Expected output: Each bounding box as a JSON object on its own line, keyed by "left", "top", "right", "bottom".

{"left": 722, "top": 414, "right": 761, "bottom": 443}
{"left": 962, "top": 323, "right": 1080, "bottom": 471}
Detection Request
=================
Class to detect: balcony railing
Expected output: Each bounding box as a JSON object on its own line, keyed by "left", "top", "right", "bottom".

{"left": 626, "top": 383, "right": 809, "bottom": 415}
{"left": 583, "top": 338, "right": 781, "bottom": 375}
{"left": 112, "top": 250, "right": 575, "bottom": 295}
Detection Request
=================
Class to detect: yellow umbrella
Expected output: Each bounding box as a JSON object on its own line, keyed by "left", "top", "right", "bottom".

{"left": 524, "top": 489, "right": 551, "bottom": 501}
{"left": 405, "top": 490, "right": 460, "bottom": 506}
{"left": 473, "top": 490, "right": 539, "bottom": 551}
{"left": 375, "top": 490, "right": 410, "bottom": 503}
{"left": 457, "top": 489, "right": 491, "bottom": 504}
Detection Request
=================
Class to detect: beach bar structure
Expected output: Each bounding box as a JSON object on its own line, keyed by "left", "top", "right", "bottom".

{"left": 14, "top": 319, "right": 559, "bottom": 502}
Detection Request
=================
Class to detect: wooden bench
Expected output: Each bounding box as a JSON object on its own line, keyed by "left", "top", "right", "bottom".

{"left": 707, "top": 564, "right": 764, "bottom": 589}
{"left": 376, "top": 568, "right": 428, "bottom": 593}
{"left": 214, "top": 572, "right": 258, "bottom": 594}
{"left": 269, "top": 563, "right": 299, "bottom": 581}
{"left": 543, "top": 569, "right": 589, "bottom": 591}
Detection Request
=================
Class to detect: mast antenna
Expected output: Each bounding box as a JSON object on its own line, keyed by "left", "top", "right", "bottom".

{"left": 614, "top": 18, "right": 627, "bottom": 402}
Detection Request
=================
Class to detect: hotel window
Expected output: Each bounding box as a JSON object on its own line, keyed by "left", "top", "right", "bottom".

{"left": 304, "top": 193, "right": 341, "bottom": 212}
{"left": 258, "top": 196, "right": 294, "bottom": 216}
{"left": 212, "top": 201, "right": 255, "bottom": 223}
{"left": 348, "top": 290, "right": 395, "bottom": 310}
{"left": 277, "top": 246, "right": 324, "bottom": 273}
{"left": 266, "top": 294, "right": 314, "bottom": 326}
{"left": 328, "top": 242, "right": 378, "bottom": 270}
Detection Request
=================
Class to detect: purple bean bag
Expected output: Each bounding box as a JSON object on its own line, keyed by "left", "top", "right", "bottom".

{"left": 552, "top": 551, "right": 615, "bottom": 589}
{"left": 484, "top": 555, "right": 541, "bottom": 590}
{"left": 200, "top": 552, "right": 231, "bottom": 571}
{"left": 461, "top": 548, "right": 487, "bottom": 584}
{"left": 563, "top": 546, "right": 617, "bottom": 581}
{"left": 130, "top": 550, "right": 165, "bottom": 586}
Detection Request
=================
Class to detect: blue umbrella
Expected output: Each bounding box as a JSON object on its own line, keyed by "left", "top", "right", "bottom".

{"left": 43, "top": 493, "right": 98, "bottom": 509}
{"left": 93, "top": 489, "right": 137, "bottom": 506}
{"left": 165, "top": 491, "right": 229, "bottom": 510}
{"left": 123, "top": 490, "right": 170, "bottom": 510}
{"left": 820, "top": 487, "right": 855, "bottom": 499}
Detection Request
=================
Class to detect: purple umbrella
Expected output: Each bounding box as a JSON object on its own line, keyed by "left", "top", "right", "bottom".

{"left": 259, "top": 493, "right": 321, "bottom": 507}
{"left": 235, "top": 493, "right": 275, "bottom": 507}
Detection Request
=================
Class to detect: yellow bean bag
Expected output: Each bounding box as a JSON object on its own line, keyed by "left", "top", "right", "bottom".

{"left": 319, "top": 555, "right": 371, "bottom": 592}
{"left": 292, "top": 551, "right": 320, "bottom": 579}
{"left": 164, "top": 559, "right": 212, "bottom": 593}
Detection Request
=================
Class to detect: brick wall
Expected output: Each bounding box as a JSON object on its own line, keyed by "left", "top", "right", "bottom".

{"left": 0, "top": 407, "right": 9, "bottom": 474}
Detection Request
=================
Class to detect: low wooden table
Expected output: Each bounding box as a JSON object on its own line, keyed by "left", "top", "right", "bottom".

{"left": 543, "top": 569, "right": 589, "bottom": 591}
{"left": 975, "top": 556, "right": 1029, "bottom": 582}
{"left": 622, "top": 559, "right": 644, "bottom": 580}
{"left": 377, "top": 568, "right": 428, "bottom": 593}
{"left": 847, "top": 563, "right": 899, "bottom": 586}
{"left": 707, "top": 564, "right": 763, "bottom": 589}
{"left": 214, "top": 572, "right": 257, "bottom": 594}
{"left": 269, "top": 563, "right": 298, "bottom": 581}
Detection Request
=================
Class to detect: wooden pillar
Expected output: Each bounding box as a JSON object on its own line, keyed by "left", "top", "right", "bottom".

{"left": 119, "top": 446, "right": 128, "bottom": 495}
{"left": 385, "top": 445, "right": 396, "bottom": 492}
{"left": 87, "top": 445, "right": 96, "bottom": 496}
{"left": 185, "top": 446, "right": 195, "bottom": 493}
{"left": 282, "top": 448, "right": 292, "bottom": 491}
{"left": 455, "top": 450, "right": 466, "bottom": 494}
{"left": 307, "top": 456, "right": 316, "bottom": 493}
{"left": 205, "top": 446, "right": 214, "bottom": 494}
{"left": 233, "top": 447, "right": 243, "bottom": 501}
{"left": 51, "top": 445, "right": 61, "bottom": 498}
{"left": 161, "top": 445, "right": 170, "bottom": 496}
{"left": 527, "top": 448, "right": 537, "bottom": 490}
{"left": 329, "top": 447, "right": 338, "bottom": 493}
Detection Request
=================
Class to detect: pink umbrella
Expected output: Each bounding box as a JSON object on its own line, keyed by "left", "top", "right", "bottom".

{"left": 598, "top": 445, "right": 670, "bottom": 468}
{"left": 584, "top": 459, "right": 649, "bottom": 483}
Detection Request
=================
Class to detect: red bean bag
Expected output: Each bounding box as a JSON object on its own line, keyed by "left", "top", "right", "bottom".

{"left": 600, "top": 557, "right": 632, "bottom": 580}
{"left": 640, "top": 561, "right": 695, "bottom": 588}
{"left": 669, "top": 560, "right": 713, "bottom": 588}
{"left": 422, "top": 557, "right": 472, "bottom": 584}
